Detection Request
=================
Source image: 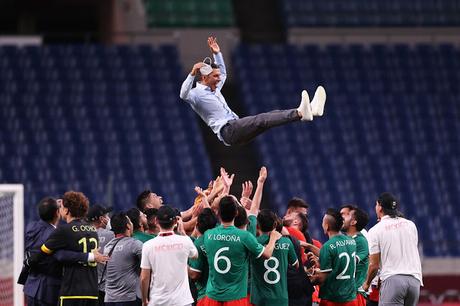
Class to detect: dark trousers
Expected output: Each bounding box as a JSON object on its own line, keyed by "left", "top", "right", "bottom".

{"left": 105, "top": 299, "right": 141, "bottom": 306}
{"left": 220, "top": 109, "right": 300, "bottom": 146}
{"left": 98, "top": 291, "right": 105, "bottom": 306}
{"left": 26, "top": 296, "right": 55, "bottom": 306}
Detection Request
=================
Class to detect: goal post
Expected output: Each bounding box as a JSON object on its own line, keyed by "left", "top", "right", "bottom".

{"left": 0, "top": 184, "right": 24, "bottom": 306}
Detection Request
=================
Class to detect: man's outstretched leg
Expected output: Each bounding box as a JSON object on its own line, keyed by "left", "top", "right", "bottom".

{"left": 220, "top": 86, "right": 326, "bottom": 146}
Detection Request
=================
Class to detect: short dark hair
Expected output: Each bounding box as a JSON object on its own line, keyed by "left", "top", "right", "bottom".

{"left": 340, "top": 204, "right": 356, "bottom": 211}
{"left": 126, "top": 207, "right": 142, "bottom": 231}
{"left": 350, "top": 207, "right": 369, "bottom": 232}
{"left": 63, "top": 191, "right": 89, "bottom": 219}
{"left": 287, "top": 197, "right": 309, "bottom": 209}
{"left": 38, "top": 197, "right": 58, "bottom": 222}
{"left": 197, "top": 208, "right": 218, "bottom": 234}
{"left": 234, "top": 205, "right": 248, "bottom": 228}
{"left": 257, "top": 209, "right": 277, "bottom": 232}
{"left": 219, "top": 196, "right": 238, "bottom": 223}
{"left": 144, "top": 208, "right": 158, "bottom": 221}
{"left": 136, "top": 190, "right": 151, "bottom": 212}
{"left": 111, "top": 212, "right": 129, "bottom": 235}
{"left": 325, "top": 208, "right": 343, "bottom": 232}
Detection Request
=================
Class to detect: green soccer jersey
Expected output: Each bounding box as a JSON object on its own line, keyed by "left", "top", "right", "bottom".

{"left": 188, "top": 235, "right": 208, "bottom": 301}
{"left": 352, "top": 232, "right": 369, "bottom": 294}
{"left": 204, "top": 225, "right": 265, "bottom": 301}
{"left": 250, "top": 235, "right": 298, "bottom": 306}
{"left": 132, "top": 231, "right": 156, "bottom": 243}
{"left": 319, "top": 234, "right": 357, "bottom": 302}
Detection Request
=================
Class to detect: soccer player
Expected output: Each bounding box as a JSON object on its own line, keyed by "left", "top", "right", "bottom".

{"left": 285, "top": 197, "right": 309, "bottom": 216}
{"left": 104, "top": 212, "right": 143, "bottom": 306}
{"left": 179, "top": 36, "right": 327, "bottom": 146}
{"left": 136, "top": 190, "right": 163, "bottom": 211}
{"left": 127, "top": 207, "right": 155, "bottom": 243}
{"left": 86, "top": 204, "right": 115, "bottom": 304}
{"left": 250, "top": 209, "right": 298, "bottom": 306}
{"left": 189, "top": 208, "right": 219, "bottom": 306}
{"left": 202, "top": 195, "right": 282, "bottom": 306}
{"left": 341, "top": 206, "right": 369, "bottom": 306}
{"left": 363, "top": 193, "right": 423, "bottom": 306}
{"left": 309, "top": 208, "right": 357, "bottom": 306}
{"left": 144, "top": 208, "right": 159, "bottom": 236}
{"left": 39, "top": 191, "right": 106, "bottom": 306}
{"left": 140, "top": 205, "right": 198, "bottom": 306}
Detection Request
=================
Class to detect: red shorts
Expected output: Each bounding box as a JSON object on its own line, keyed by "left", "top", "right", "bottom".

{"left": 356, "top": 294, "right": 366, "bottom": 306}
{"left": 201, "top": 296, "right": 249, "bottom": 306}
{"left": 320, "top": 299, "right": 358, "bottom": 306}
{"left": 369, "top": 286, "right": 379, "bottom": 302}
{"left": 197, "top": 298, "right": 206, "bottom": 306}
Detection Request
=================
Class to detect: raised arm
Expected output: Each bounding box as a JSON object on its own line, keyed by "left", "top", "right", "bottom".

{"left": 179, "top": 62, "right": 203, "bottom": 102}
{"left": 261, "top": 230, "right": 283, "bottom": 259}
{"left": 220, "top": 167, "right": 235, "bottom": 195}
{"left": 208, "top": 36, "right": 227, "bottom": 89}
{"left": 249, "top": 166, "right": 267, "bottom": 216}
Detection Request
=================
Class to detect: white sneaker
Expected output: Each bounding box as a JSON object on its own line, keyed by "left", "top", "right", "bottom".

{"left": 311, "top": 86, "right": 326, "bottom": 116}
{"left": 297, "top": 90, "right": 313, "bottom": 121}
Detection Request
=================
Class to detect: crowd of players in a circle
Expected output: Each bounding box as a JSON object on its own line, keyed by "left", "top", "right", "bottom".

{"left": 22, "top": 166, "right": 422, "bottom": 306}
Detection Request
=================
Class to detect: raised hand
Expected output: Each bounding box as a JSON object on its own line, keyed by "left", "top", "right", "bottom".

{"left": 208, "top": 36, "right": 220, "bottom": 54}
{"left": 258, "top": 166, "right": 268, "bottom": 184}
{"left": 211, "top": 176, "right": 224, "bottom": 195}
{"left": 240, "top": 197, "right": 252, "bottom": 210}
{"left": 176, "top": 217, "right": 186, "bottom": 236}
{"left": 270, "top": 229, "right": 282, "bottom": 241}
{"left": 220, "top": 167, "right": 235, "bottom": 192}
{"left": 191, "top": 62, "right": 205, "bottom": 76}
{"left": 194, "top": 186, "right": 210, "bottom": 209}
{"left": 241, "top": 181, "right": 253, "bottom": 199}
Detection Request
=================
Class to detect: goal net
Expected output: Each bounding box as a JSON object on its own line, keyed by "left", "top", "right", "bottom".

{"left": 0, "top": 185, "right": 24, "bottom": 306}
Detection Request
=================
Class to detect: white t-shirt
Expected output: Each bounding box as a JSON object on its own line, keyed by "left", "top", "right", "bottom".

{"left": 367, "top": 216, "right": 423, "bottom": 285}
{"left": 140, "top": 232, "right": 198, "bottom": 306}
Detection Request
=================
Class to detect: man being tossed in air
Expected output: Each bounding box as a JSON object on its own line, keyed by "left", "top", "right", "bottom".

{"left": 180, "top": 36, "right": 327, "bottom": 146}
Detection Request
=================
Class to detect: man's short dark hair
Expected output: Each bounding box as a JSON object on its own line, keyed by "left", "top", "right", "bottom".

{"left": 219, "top": 196, "right": 238, "bottom": 223}
{"left": 287, "top": 197, "right": 309, "bottom": 209}
{"left": 351, "top": 207, "right": 369, "bottom": 232}
{"left": 145, "top": 208, "right": 158, "bottom": 221}
{"left": 325, "top": 208, "right": 343, "bottom": 232}
{"left": 63, "top": 191, "right": 89, "bottom": 219}
{"left": 340, "top": 204, "right": 356, "bottom": 211}
{"left": 136, "top": 190, "right": 151, "bottom": 212}
{"left": 111, "top": 212, "right": 129, "bottom": 235}
{"left": 234, "top": 205, "right": 248, "bottom": 228}
{"left": 197, "top": 208, "right": 218, "bottom": 234}
{"left": 126, "top": 207, "right": 142, "bottom": 231}
{"left": 38, "top": 197, "right": 58, "bottom": 222}
{"left": 257, "top": 209, "right": 277, "bottom": 232}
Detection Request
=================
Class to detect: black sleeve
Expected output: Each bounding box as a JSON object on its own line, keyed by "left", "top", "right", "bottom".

{"left": 53, "top": 250, "right": 89, "bottom": 264}
{"left": 41, "top": 226, "right": 68, "bottom": 254}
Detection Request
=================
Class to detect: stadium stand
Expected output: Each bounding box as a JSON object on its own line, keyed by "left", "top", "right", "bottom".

{"left": 145, "top": 0, "right": 234, "bottom": 27}
{"left": 233, "top": 43, "right": 460, "bottom": 256}
{"left": 0, "top": 44, "right": 212, "bottom": 223}
{"left": 280, "top": 0, "right": 460, "bottom": 27}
